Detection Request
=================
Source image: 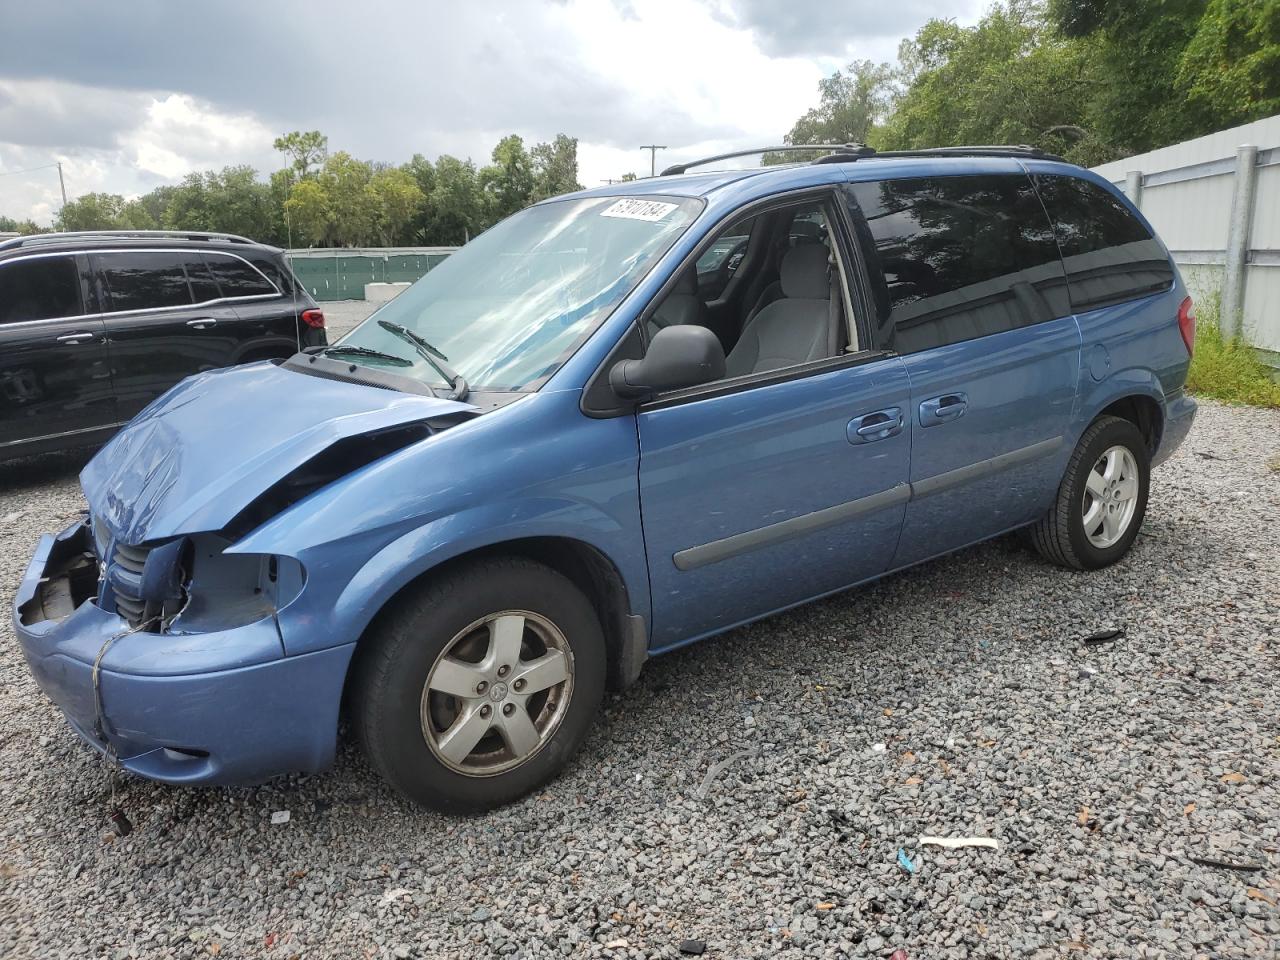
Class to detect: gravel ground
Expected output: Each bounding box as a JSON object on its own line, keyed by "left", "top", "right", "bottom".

{"left": 1, "top": 400, "right": 1277, "bottom": 959}
{"left": 321, "top": 299, "right": 379, "bottom": 339}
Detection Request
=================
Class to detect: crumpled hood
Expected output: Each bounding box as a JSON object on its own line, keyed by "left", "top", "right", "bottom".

{"left": 82, "top": 362, "right": 475, "bottom": 544}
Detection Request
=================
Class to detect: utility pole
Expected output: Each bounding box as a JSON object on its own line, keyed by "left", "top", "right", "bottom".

{"left": 57, "top": 161, "right": 67, "bottom": 210}
{"left": 639, "top": 145, "right": 667, "bottom": 178}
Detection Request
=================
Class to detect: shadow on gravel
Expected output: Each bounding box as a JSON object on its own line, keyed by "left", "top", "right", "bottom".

{"left": 0, "top": 445, "right": 98, "bottom": 493}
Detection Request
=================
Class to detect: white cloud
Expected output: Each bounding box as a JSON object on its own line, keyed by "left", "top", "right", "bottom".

{"left": 122, "top": 94, "right": 275, "bottom": 179}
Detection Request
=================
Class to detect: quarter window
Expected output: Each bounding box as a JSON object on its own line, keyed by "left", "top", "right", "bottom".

{"left": 99, "top": 252, "right": 193, "bottom": 312}
{"left": 0, "top": 256, "right": 83, "bottom": 324}
{"left": 205, "top": 254, "right": 276, "bottom": 298}
{"left": 1034, "top": 175, "right": 1174, "bottom": 311}
{"left": 183, "top": 254, "right": 222, "bottom": 303}
{"left": 848, "top": 175, "right": 1069, "bottom": 354}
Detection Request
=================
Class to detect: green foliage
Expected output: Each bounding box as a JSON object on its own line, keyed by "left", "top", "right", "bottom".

{"left": 162, "top": 166, "right": 278, "bottom": 240}
{"left": 273, "top": 130, "right": 329, "bottom": 178}
{"left": 530, "top": 134, "right": 583, "bottom": 202}
{"left": 786, "top": 60, "right": 897, "bottom": 147}
{"left": 1186, "top": 301, "right": 1280, "bottom": 407}
{"left": 1178, "top": 0, "right": 1280, "bottom": 121}
{"left": 56, "top": 192, "right": 157, "bottom": 231}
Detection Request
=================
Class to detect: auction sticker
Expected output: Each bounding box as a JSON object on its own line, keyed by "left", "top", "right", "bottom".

{"left": 601, "top": 198, "right": 678, "bottom": 221}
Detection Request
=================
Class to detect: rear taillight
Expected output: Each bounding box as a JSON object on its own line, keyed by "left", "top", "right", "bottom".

{"left": 301, "top": 308, "right": 326, "bottom": 329}
{"left": 1177, "top": 296, "right": 1195, "bottom": 356}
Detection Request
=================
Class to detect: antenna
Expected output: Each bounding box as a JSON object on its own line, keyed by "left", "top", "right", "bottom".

{"left": 639, "top": 145, "right": 667, "bottom": 178}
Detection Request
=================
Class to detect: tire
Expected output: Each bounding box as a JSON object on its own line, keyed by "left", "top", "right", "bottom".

{"left": 1029, "top": 416, "right": 1150, "bottom": 571}
{"left": 352, "top": 557, "right": 605, "bottom": 813}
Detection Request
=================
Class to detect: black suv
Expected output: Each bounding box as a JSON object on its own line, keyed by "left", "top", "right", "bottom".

{"left": 0, "top": 230, "right": 326, "bottom": 461}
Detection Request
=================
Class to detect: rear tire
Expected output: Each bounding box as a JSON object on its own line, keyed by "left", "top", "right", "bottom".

{"left": 353, "top": 557, "right": 605, "bottom": 813}
{"left": 1029, "top": 416, "right": 1149, "bottom": 571}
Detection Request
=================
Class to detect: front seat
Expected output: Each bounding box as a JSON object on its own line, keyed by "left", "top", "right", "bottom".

{"left": 724, "top": 244, "right": 833, "bottom": 377}
{"left": 646, "top": 269, "right": 708, "bottom": 341}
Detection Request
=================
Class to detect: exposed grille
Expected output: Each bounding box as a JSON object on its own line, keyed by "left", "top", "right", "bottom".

{"left": 110, "top": 542, "right": 152, "bottom": 627}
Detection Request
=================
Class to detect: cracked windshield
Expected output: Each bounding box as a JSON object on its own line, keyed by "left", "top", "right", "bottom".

{"left": 336, "top": 195, "right": 701, "bottom": 392}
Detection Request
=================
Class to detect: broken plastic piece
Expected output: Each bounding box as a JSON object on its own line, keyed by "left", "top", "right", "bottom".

{"left": 890, "top": 951, "right": 909, "bottom": 960}
{"left": 1083, "top": 627, "right": 1124, "bottom": 645}
{"left": 270, "top": 810, "right": 291, "bottom": 825}
{"left": 679, "top": 940, "right": 706, "bottom": 956}
{"left": 919, "top": 836, "right": 998, "bottom": 850}
{"left": 896, "top": 848, "right": 916, "bottom": 873}
{"left": 109, "top": 809, "right": 133, "bottom": 837}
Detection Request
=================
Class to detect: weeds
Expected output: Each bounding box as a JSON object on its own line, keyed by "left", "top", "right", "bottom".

{"left": 1185, "top": 298, "right": 1280, "bottom": 408}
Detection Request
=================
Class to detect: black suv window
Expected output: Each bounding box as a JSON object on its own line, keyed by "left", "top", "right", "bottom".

{"left": 848, "top": 174, "right": 1069, "bottom": 355}
{"left": 99, "top": 252, "right": 193, "bottom": 312}
{"left": 183, "top": 254, "right": 221, "bottom": 303}
{"left": 1034, "top": 175, "right": 1174, "bottom": 311}
{"left": 205, "top": 253, "right": 277, "bottom": 299}
{"left": 0, "top": 256, "right": 83, "bottom": 324}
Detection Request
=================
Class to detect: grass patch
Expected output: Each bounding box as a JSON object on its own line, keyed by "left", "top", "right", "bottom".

{"left": 1185, "top": 301, "right": 1280, "bottom": 408}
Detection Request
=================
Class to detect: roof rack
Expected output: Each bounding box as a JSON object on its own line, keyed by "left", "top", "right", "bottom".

{"left": 0, "top": 229, "right": 257, "bottom": 251}
{"left": 660, "top": 143, "right": 1063, "bottom": 177}
{"left": 661, "top": 144, "right": 875, "bottom": 176}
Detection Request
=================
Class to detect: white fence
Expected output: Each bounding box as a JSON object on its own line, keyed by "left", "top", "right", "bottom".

{"left": 1091, "top": 115, "right": 1280, "bottom": 365}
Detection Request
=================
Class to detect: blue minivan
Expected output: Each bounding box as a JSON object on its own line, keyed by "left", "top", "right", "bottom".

{"left": 14, "top": 145, "right": 1197, "bottom": 811}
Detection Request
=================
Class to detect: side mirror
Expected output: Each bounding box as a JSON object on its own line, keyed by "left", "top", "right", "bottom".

{"left": 610, "top": 325, "right": 726, "bottom": 400}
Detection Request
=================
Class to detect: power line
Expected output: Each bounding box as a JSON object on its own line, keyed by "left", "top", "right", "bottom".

{"left": 0, "top": 162, "right": 61, "bottom": 178}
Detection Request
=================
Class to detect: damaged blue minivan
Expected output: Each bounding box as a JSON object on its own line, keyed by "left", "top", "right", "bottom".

{"left": 14, "top": 145, "right": 1197, "bottom": 811}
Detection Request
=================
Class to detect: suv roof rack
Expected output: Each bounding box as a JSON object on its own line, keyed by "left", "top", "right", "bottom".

{"left": 0, "top": 229, "right": 257, "bottom": 252}
{"left": 661, "top": 144, "right": 875, "bottom": 176}
{"left": 660, "top": 143, "right": 1062, "bottom": 176}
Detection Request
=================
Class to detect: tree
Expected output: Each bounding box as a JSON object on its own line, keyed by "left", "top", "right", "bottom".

{"left": 1178, "top": 0, "right": 1280, "bottom": 122}
{"left": 319, "top": 151, "right": 376, "bottom": 246}
{"left": 530, "top": 134, "right": 582, "bottom": 202}
{"left": 283, "top": 178, "right": 332, "bottom": 246}
{"left": 427, "top": 155, "right": 482, "bottom": 244}
{"left": 877, "top": 3, "right": 1104, "bottom": 163}
{"left": 57, "top": 193, "right": 134, "bottom": 231}
{"left": 479, "top": 134, "right": 535, "bottom": 224}
{"left": 786, "top": 60, "right": 897, "bottom": 147}
{"left": 368, "top": 166, "right": 424, "bottom": 245}
{"left": 162, "top": 165, "right": 279, "bottom": 242}
{"left": 273, "top": 130, "right": 329, "bottom": 179}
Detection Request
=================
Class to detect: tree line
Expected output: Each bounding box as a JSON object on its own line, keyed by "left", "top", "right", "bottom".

{"left": 0, "top": 130, "right": 582, "bottom": 248}
{"left": 779, "top": 0, "right": 1277, "bottom": 166}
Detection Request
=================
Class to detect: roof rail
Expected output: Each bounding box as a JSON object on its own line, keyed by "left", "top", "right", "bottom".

{"left": 0, "top": 229, "right": 257, "bottom": 251}
{"left": 661, "top": 143, "right": 875, "bottom": 176}
{"left": 860, "top": 145, "right": 1064, "bottom": 162}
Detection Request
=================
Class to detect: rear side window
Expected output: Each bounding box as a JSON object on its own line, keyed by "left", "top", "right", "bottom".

{"left": 848, "top": 174, "right": 1069, "bottom": 355}
{"left": 99, "top": 252, "right": 193, "bottom": 312}
{"left": 205, "top": 253, "right": 277, "bottom": 298}
{"left": 0, "top": 256, "right": 83, "bottom": 324}
{"left": 1034, "top": 175, "right": 1174, "bottom": 311}
{"left": 183, "top": 254, "right": 221, "bottom": 303}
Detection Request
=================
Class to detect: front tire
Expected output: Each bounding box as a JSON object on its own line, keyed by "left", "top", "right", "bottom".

{"left": 1029, "top": 416, "right": 1150, "bottom": 571}
{"left": 353, "top": 557, "right": 605, "bottom": 813}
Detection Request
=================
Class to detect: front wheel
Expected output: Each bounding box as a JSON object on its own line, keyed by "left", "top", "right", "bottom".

{"left": 1028, "top": 415, "right": 1150, "bottom": 571}
{"left": 352, "top": 557, "right": 605, "bottom": 812}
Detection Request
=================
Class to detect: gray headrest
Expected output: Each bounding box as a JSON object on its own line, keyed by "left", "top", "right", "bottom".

{"left": 672, "top": 269, "right": 696, "bottom": 296}
{"left": 780, "top": 244, "right": 829, "bottom": 300}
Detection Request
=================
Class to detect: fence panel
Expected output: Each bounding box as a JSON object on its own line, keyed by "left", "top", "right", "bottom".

{"left": 1091, "top": 114, "right": 1280, "bottom": 365}
{"left": 286, "top": 247, "right": 457, "bottom": 302}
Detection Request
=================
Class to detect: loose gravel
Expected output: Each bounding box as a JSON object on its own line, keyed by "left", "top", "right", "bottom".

{"left": 1, "top": 400, "right": 1277, "bottom": 959}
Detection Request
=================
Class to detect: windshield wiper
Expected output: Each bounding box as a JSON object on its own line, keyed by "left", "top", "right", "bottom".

{"left": 321, "top": 344, "right": 412, "bottom": 367}
{"left": 377, "top": 320, "right": 469, "bottom": 401}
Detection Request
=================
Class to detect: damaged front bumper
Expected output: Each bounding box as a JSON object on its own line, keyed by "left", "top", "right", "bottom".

{"left": 12, "top": 518, "right": 352, "bottom": 785}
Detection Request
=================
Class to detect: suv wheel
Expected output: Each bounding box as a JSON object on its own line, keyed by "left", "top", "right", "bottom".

{"left": 1029, "top": 415, "right": 1150, "bottom": 571}
{"left": 353, "top": 557, "right": 604, "bottom": 812}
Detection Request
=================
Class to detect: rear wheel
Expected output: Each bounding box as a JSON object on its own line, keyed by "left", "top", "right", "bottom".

{"left": 1029, "top": 416, "right": 1150, "bottom": 571}
{"left": 353, "top": 557, "right": 605, "bottom": 812}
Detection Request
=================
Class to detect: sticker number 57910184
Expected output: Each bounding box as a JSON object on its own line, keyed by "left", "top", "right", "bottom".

{"left": 600, "top": 199, "right": 678, "bottom": 222}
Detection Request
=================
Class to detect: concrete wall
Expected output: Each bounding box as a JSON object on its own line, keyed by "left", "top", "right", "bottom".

{"left": 1091, "top": 115, "right": 1280, "bottom": 364}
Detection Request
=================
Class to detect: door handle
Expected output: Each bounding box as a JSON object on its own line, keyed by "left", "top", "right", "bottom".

{"left": 848, "top": 407, "right": 903, "bottom": 444}
{"left": 186, "top": 318, "right": 218, "bottom": 329}
{"left": 919, "top": 393, "right": 968, "bottom": 427}
{"left": 55, "top": 332, "right": 96, "bottom": 345}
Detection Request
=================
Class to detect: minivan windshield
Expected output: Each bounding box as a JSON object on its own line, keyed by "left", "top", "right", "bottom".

{"left": 333, "top": 195, "right": 702, "bottom": 392}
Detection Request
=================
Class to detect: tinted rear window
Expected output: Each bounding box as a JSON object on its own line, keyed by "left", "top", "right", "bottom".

{"left": 99, "top": 252, "right": 193, "bottom": 312}
{"left": 206, "top": 253, "right": 277, "bottom": 298}
{"left": 183, "top": 254, "right": 221, "bottom": 303}
{"left": 0, "top": 256, "right": 83, "bottom": 323}
{"left": 848, "top": 174, "right": 1069, "bottom": 354}
{"left": 1034, "top": 175, "right": 1174, "bottom": 311}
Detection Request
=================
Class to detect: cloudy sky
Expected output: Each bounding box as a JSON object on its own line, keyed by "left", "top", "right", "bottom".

{"left": 0, "top": 0, "right": 984, "bottom": 224}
